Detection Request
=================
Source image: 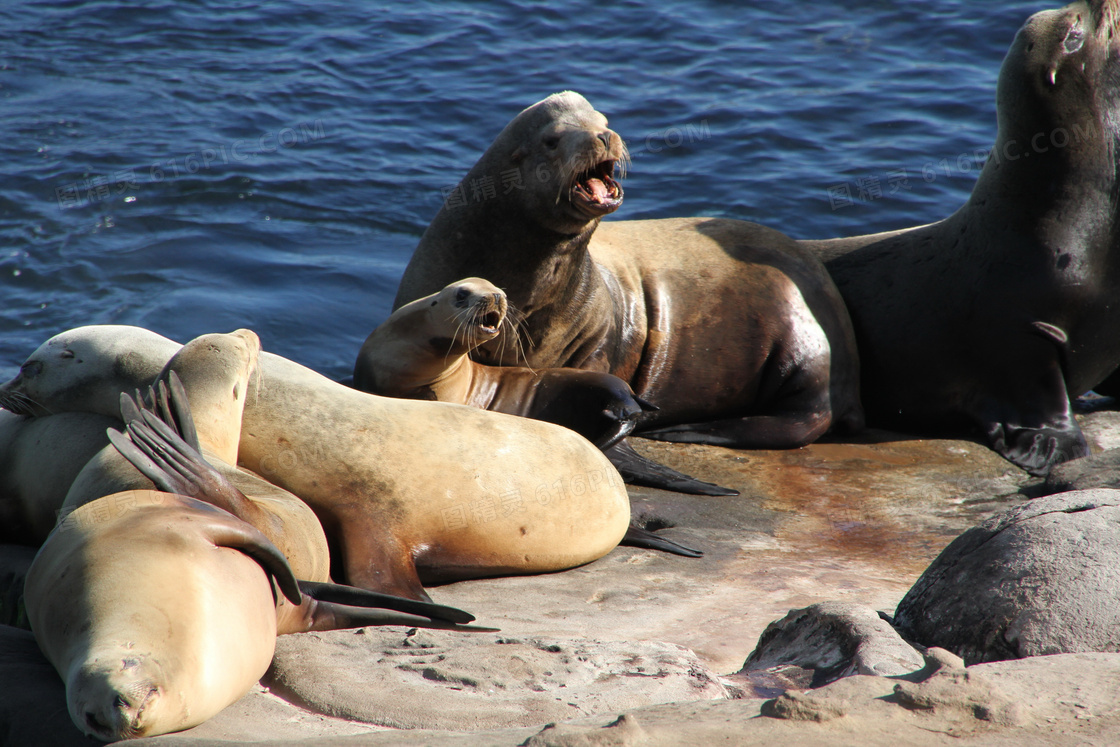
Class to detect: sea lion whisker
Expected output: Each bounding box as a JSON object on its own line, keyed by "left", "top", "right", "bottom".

{"left": 2, "top": 389, "right": 51, "bottom": 416}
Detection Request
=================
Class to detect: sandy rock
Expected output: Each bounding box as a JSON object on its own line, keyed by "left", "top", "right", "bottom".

{"left": 265, "top": 628, "right": 728, "bottom": 731}
{"left": 892, "top": 647, "right": 1027, "bottom": 727}
{"left": 739, "top": 601, "right": 925, "bottom": 688}
{"left": 895, "top": 489, "right": 1120, "bottom": 663}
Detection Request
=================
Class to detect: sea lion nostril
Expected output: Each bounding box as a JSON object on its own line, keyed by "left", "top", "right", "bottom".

{"left": 597, "top": 131, "right": 610, "bottom": 148}
{"left": 85, "top": 710, "right": 108, "bottom": 733}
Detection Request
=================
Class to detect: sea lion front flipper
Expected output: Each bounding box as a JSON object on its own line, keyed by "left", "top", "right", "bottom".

{"left": 606, "top": 440, "right": 739, "bottom": 497}
{"left": 620, "top": 525, "right": 703, "bottom": 558}
{"left": 980, "top": 323, "right": 1090, "bottom": 477}
{"left": 983, "top": 408, "right": 1089, "bottom": 477}
{"left": 202, "top": 513, "right": 303, "bottom": 606}
{"left": 297, "top": 581, "right": 476, "bottom": 625}
{"left": 592, "top": 410, "right": 638, "bottom": 450}
{"left": 299, "top": 603, "right": 499, "bottom": 633}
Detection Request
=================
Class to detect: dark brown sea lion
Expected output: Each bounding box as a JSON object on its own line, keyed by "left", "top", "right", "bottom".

{"left": 393, "top": 91, "right": 864, "bottom": 450}
{"left": 799, "top": 0, "right": 1120, "bottom": 476}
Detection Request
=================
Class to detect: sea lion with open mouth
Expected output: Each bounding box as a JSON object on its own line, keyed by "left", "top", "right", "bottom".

{"left": 393, "top": 91, "right": 864, "bottom": 454}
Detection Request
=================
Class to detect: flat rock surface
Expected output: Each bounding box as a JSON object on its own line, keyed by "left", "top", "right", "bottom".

{"left": 5, "top": 408, "right": 1120, "bottom": 745}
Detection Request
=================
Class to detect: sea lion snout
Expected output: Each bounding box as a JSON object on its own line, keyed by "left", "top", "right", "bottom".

{"left": 69, "top": 663, "right": 163, "bottom": 740}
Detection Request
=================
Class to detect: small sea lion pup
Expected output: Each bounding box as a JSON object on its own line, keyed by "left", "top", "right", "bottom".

{"left": 393, "top": 91, "right": 864, "bottom": 451}
{"left": 799, "top": 0, "right": 1120, "bottom": 476}
{"left": 355, "top": 276, "right": 736, "bottom": 500}
{"left": 25, "top": 376, "right": 483, "bottom": 741}
{"left": 355, "top": 277, "right": 651, "bottom": 450}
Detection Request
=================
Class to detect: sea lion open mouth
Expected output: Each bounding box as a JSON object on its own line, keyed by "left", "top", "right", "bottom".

{"left": 571, "top": 159, "right": 623, "bottom": 215}
{"left": 470, "top": 293, "right": 506, "bottom": 338}
{"left": 476, "top": 309, "right": 502, "bottom": 335}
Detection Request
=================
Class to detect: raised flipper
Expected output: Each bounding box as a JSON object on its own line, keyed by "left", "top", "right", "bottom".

{"left": 620, "top": 525, "right": 703, "bottom": 558}
{"left": 107, "top": 386, "right": 490, "bottom": 633}
{"left": 606, "top": 439, "right": 739, "bottom": 497}
{"left": 108, "top": 383, "right": 253, "bottom": 518}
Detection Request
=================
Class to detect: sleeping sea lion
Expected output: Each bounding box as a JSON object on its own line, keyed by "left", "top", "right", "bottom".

{"left": 0, "top": 325, "right": 634, "bottom": 600}
{"left": 25, "top": 363, "right": 484, "bottom": 741}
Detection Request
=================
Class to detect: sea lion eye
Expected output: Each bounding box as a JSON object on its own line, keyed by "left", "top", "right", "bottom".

{"left": 543, "top": 135, "right": 560, "bottom": 149}
{"left": 455, "top": 288, "right": 471, "bottom": 306}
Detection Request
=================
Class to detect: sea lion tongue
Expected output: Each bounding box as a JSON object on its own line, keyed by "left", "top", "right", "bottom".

{"left": 586, "top": 177, "right": 610, "bottom": 202}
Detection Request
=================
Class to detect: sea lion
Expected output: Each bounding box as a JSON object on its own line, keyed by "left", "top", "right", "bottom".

{"left": 0, "top": 409, "right": 117, "bottom": 545}
{"left": 355, "top": 277, "right": 655, "bottom": 450}
{"left": 56, "top": 329, "right": 331, "bottom": 583}
{"left": 393, "top": 91, "right": 864, "bottom": 449}
{"left": 354, "top": 275, "right": 733, "bottom": 511}
{"left": 25, "top": 368, "right": 484, "bottom": 740}
{"left": 26, "top": 491, "right": 482, "bottom": 741}
{"left": 1, "top": 325, "right": 633, "bottom": 600}
{"left": 797, "top": 0, "right": 1120, "bottom": 476}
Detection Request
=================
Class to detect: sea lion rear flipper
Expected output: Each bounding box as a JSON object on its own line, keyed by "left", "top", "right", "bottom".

{"left": 606, "top": 440, "right": 738, "bottom": 497}
{"left": 620, "top": 525, "right": 703, "bottom": 558}
{"left": 109, "top": 384, "right": 254, "bottom": 518}
{"left": 297, "top": 581, "right": 476, "bottom": 625}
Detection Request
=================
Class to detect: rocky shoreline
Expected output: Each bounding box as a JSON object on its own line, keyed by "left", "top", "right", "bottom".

{"left": 5, "top": 405, "right": 1119, "bottom": 745}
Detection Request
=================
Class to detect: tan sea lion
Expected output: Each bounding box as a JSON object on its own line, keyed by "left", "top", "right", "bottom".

{"left": 354, "top": 277, "right": 655, "bottom": 450}
{"left": 57, "top": 329, "right": 331, "bottom": 583}
{"left": 25, "top": 368, "right": 484, "bottom": 741}
{"left": 0, "top": 409, "right": 116, "bottom": 545}
{"left": 798, "top": 0, "right": 1120, "bottom": 475}
{"left": 393, "top": 91, "right": 864, "bottom": 450}
{"left": 27, "top": 489, "right": 482, "bottom": 741}
{"left": 1, "top": 325, "right": 633, "bottom": 600}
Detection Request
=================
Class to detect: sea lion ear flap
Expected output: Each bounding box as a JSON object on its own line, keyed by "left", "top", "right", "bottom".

{"left": 207, "top": 521, "right": 303, "bottom": 606}
{"left": 510, "top": 145, "right": 528, "bottom": 163}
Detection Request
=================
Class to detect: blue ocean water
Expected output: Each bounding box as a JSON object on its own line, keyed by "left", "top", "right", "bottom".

{"left": 0, "top": 1, "right": 1051, "bottom": 379}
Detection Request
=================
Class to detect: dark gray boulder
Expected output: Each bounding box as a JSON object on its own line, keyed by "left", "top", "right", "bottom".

{"left": 1042, "top": 447, "right": 1120, "bottom": 495}
{"left": 739, "top": 601, "right": 925, "bottom": 688}
{"left": 895, "top": 489, "right": 1120, "bottom": 664}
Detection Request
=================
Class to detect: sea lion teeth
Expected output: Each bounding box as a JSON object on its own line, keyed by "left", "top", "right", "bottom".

{"left": 394, "top": 91, "right": 863, "bottom": 454}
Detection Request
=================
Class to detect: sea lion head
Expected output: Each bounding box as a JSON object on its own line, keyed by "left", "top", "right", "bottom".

{"left": 0, "top": 326, "right": 153, "bottom": 418}
{"left": 434, "top": 277, "right": 508, "bottom": 353}
{"left": 66, "top": 651, "right": 181, "bottom": 740}
{"left": 995, "top": 0, "right": 1120, "bottom": 166}
{"left": 483, "top": 91, "right": 627, "bottom": 235}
